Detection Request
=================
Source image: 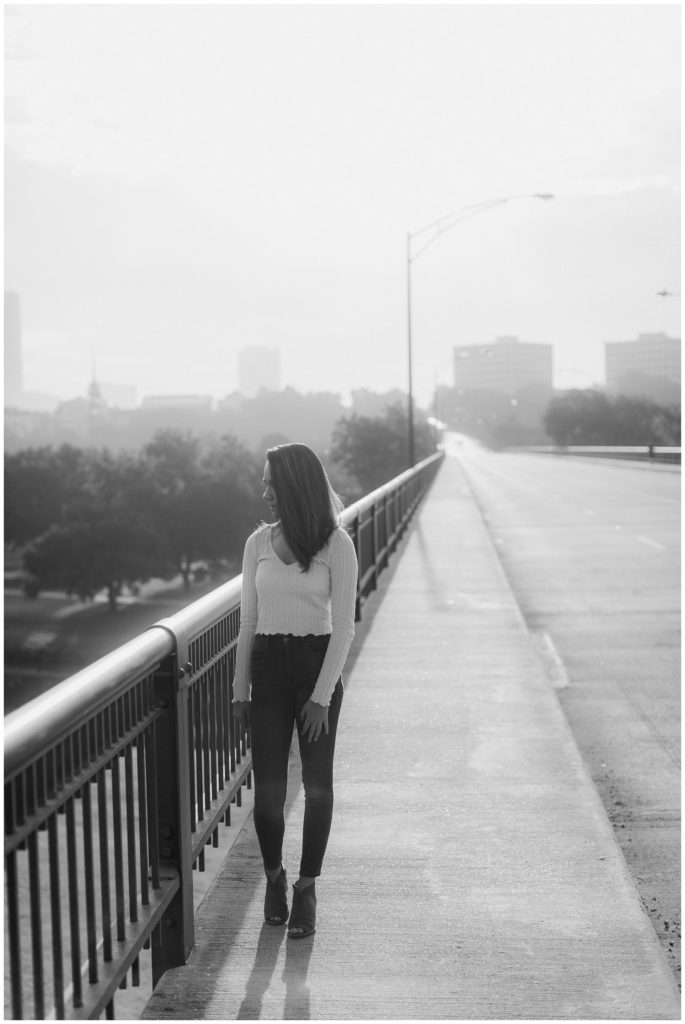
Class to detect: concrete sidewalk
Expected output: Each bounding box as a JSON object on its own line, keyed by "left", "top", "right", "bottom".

{"left": 143, "top": 454, "right": 680, "bottom": 1020}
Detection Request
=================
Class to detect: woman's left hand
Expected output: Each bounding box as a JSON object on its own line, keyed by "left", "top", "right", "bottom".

{"left": 300, "top": 699, "right": 329, "bottom": 743}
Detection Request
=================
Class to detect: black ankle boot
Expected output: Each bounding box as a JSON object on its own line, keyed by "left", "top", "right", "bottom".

{"left": 264, "top": 868, "right": 288, "bottom": 925}
{"left": 288, "top": 882, "right": 316, "bottom": 938}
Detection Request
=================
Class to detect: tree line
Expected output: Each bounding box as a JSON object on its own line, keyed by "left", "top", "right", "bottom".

{"left": 11, "top": 386, "right": 675, "bottom": 613}
{"left": 5, "top": 405, "right": 437, "bottom": 610}
{"left": 5, "top": 431, "right": 265, "bottom": 610}
{"left": 435, "top": 384, "right": 680, "bottom": 449}
{"left": 543, "top": 390, "right": 680, "bottom": 447}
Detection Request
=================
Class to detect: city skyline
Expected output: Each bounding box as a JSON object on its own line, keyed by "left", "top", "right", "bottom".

{"left": 5, "top": 5, "right": 680, "bottom": 407}
{"left": 6, "top": 314, "right": 680, "bottom": 417}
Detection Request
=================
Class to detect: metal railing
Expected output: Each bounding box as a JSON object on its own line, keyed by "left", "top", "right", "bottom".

{"left": 4, "top": 451, "right": 444, "bottom": 1020}
{"left": 517, "top": 444, "right": 681, "bottom": 465}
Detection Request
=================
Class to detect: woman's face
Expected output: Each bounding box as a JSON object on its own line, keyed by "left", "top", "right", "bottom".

{"left": 262, "top": 461, "right": 278, "bottom": 519}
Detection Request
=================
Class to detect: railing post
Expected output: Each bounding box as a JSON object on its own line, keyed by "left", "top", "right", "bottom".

{"left": 370, "top": 501, "right": 378, "bottom": 593}
{"left": 351, "top": 513, "right": 363, "bottom": 622}
{"left": 150, "top": 650, "right": 195, "bottom": 988}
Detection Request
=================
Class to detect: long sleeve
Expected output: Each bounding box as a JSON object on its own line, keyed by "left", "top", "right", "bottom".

{"left": 310, "top": 528, "right": 358, "bottom": 706}
{"left": 232, "top": 532, "right": 259, "bottom": 702}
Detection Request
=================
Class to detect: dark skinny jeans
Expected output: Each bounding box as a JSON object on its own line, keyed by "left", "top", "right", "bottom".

{"left": 249, "top": 633, "right": 344, "bottom": 878}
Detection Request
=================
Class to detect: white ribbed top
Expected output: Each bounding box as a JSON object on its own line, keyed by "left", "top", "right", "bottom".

{"left": 233, "top": 524, "right": 358, "bottom": 706}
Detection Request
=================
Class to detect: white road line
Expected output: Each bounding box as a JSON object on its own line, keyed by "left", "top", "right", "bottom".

{"left": 637, "top": 535, "right": 666, "bottom": 551}
{"left": 532, "top": 631, "right": 571, "bottom": 690}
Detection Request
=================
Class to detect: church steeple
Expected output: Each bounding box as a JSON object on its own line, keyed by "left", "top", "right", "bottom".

{"left": 87, "top": 354, "right": 105, "bottom": 407}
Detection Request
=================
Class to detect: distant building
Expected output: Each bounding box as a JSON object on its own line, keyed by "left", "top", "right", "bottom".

{"left": 140, "top": 394, "right": 213, "bottom": 411}
{"left": 238, "top": 346, "right": 281, "bottom": 397}
{"left": 87, "top": 371, "right": 106, "bottom": 410}
{"left": 18, "top": 391, "right": 60, "bottom": 413}
{"left": 217, "top": 391, "right": 245, "bottom": 413}
{"left": 605, "top": 332, "right": 681, "bottom": 403}
{"left": 453, "top": 336, "right": 553, "bottom": 395}
{"left": 4, "top": 408, "right": 50, "bottom": 450}
{"left": 51, "top": 371, "right": 110, "bottom": 442}
{"left": 4, "top": 291, "right": 23, "bottom": 407}
{"left": 351, "top": 388, "right": 406, "bottom": 417}
{"left": 53, "top": 397, "right": 99, "bottom": 442}
{"left": 99, "top": 381, "right": 138, "bottom": 409}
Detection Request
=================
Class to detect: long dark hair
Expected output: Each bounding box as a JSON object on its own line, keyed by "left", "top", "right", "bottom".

{"left": 266, "top": 443, "right": 342, "bottom": 572}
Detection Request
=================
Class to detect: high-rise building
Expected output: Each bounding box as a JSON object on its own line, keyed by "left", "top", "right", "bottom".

{"left": 605, "top": 333, "right": 680, "bottom": 402}
{"left": 238, "top": 346, "right": 281, "bottom": 397}
{"left": 453, "top": 335, "right": 553, "bottom": 394}
{"left": 4, "top": 291, "right": 23, "bottom": 407}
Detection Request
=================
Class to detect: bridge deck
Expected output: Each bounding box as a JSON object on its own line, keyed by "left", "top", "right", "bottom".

{"left": 143, "top": 454, "right": 679, "bottom": 1020}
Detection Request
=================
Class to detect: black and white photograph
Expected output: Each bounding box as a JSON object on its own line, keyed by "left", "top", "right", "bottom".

{"left": 4, "top": 2, "right": 680, "bottom": 1020}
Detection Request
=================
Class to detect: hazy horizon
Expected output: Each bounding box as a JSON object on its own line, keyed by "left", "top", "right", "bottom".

{"left": 5, "top": 4, "right": 680, "bottom": 407}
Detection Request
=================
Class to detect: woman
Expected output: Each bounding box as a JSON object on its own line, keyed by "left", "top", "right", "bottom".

{"left": 232, "top": 442, "right": 358, "bottom": 939}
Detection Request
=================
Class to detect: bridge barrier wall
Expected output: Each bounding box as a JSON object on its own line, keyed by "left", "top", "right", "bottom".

{"left": 514, "top": 444, "right": 681, "bottom": 464}
{"left": 4, "top": 451, "right": 444, "bottom": 1020}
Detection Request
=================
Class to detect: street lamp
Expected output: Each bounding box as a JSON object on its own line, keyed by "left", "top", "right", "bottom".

{"left": 406, "top": 192, "right": 554, "bottom": 466}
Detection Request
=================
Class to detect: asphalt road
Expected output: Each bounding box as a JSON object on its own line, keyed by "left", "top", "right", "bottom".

{"left": 451, "top": 435, "right": 681, "bottom": 985}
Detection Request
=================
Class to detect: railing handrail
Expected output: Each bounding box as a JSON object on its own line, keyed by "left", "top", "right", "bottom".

{"left": 5, "top": 451, "right": 444, "bottom": 782}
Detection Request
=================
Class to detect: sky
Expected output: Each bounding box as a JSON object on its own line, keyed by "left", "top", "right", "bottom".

{"left": 4, "top": 2, "right": 681, "bottom": 408}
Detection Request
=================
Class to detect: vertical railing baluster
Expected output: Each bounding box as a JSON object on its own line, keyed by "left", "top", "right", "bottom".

{"left": 111, "top": 752, "right": 126, "bottom": 941}
{"left": 228, "top": 667, "right": 237, "bottom": 775}
{"left": 81, "top": 781, "right": 98, "bottom": 984}
{"left": 125, "top": 745, "right": 138, "bottom": 923}
{"left": 222, "top": 655, "right": 231, "bottom": 788}
{"left": 25, "top": 761, "right": 34, "bottom": 827}
{"left": 97, "top": 768, "right": 113, "bottom": 963}
{"left": 137, "top": 728, "right": 150, "bottom": 906}
{"left": 48, "top": 812, "right": 65, "bottom": 1018}
{"left": 210, "top": 670, "right": 218, "bottom": 801}
{"left": 65, "top": 796, "right": 83, "bottom": 1008}
{"left": 146, "top": 724, "right": 160, "bottom": 891}
{"left": 6, "top": 849, "right": 23, "bottom": 1019}
{"left": 215, "top": 662, "right": 225, "bottom": 792}
{"left": 27, "top": 831, "right": 44, "bottom": 1018}
{"left": 194, "top": 688, "right": 204, "bottom": 822}
{"left": 202, "top": 683, "right": 211, "bottom": 811}
{"left": 188, "top": 689, "right": 198, "bottom": 834}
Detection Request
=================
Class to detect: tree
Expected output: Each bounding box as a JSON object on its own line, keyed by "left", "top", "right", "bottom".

{"left": 25, "top": 518, "right": 163, "bottom": 611}
{"left": 543, "top": 390, "right": 617, "bottom": 445}
{"left": 5, "top": 445, "right": 88, "bottom": 547}
{"left": 198, "top": 434, "right": 267, "bottom": 566}
{"left": 24, "top": 449, "right": 166, "bottom": 610}
{"left": 142, "top": 429, "right": 265, "bottom": 588}
{"left": 612, "top": 395, "right": 681, "bottom": 445}
{"left": 330, "top": 403, "right": 436, "bottom": 493}
{"left": 543, "top": 389, "right": 681, "bottom": 446}
{"left": 141, "top": 431, "right": 209, "bottom": 590}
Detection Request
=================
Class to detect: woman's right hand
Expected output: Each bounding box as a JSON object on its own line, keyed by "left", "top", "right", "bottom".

{"left": 233, "top": 700, "right": 251, "bottom": 726}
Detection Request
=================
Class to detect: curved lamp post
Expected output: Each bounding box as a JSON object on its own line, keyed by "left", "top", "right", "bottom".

{"left": 406, "top": 192, "right": 554, "bottom": 466}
